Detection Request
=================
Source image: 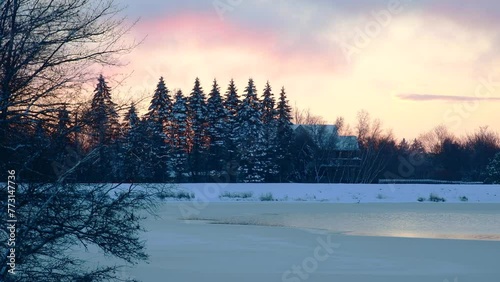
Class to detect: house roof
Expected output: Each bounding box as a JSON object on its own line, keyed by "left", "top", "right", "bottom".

{"left": 336, "top": 136, "right": 359, "bottom": 151}
{"left": 291, "top": 124, "right": 337, "bottom": 135}
{"left": 292, "top": 124, "right": 359, "bottom": 151}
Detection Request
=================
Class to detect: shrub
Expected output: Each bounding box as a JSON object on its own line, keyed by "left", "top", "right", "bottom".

{"left": 428, "top": 193, "right": 446, "bottom": 202}
{"left": 219, "top": 191, "right": 254, "bottom": 199}
{"left": 259, "top": 192, "right": 274, "bottom": 201}
{"left": 158, "top": 190, "right": 194, "bottom": 200}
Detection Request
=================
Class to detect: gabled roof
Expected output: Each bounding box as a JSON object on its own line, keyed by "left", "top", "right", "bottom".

{"left": 292, "top": 124, "right": 359, "bottom": 151}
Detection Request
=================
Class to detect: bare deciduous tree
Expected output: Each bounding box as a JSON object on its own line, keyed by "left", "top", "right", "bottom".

{"left": 354, "top": 110, "right": 396, "bottom": 183}
{"left": 293, "top": 106, "right": 326, "bottom": 125}
{"left": 0, "top": 0, "right": 136, "bottom": 139}
{"left": 334, "top": 116, "right": 352, "bottom": 136}
{"left": 1, "top": 181, "right": 162, "bottom": 281}
{"left": 418, "top": 125, "right": 454, "bottom": 154}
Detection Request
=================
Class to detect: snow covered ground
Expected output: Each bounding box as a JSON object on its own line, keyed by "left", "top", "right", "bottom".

{"left": 158, "top": 183, "right": 500, "bottom": 203}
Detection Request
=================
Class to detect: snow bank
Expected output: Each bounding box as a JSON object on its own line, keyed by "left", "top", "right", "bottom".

{"left": 156, "top": 183, "right": 500, "bottom": 203}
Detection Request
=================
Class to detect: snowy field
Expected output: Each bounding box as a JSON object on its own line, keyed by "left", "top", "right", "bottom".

{"left": 120, "top": 202, "right": 500, "bottom": 282}
{"left": 158, "top": 183, "right": 500, "bottom": 203}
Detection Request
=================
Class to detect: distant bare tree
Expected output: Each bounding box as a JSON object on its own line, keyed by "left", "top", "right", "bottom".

{"left": 334, "top": 116, "right": 353, "bottom": 136}
{"left": 354, "top": 110, "right": 396, "bottom": 183}
{"left": 418, "top": 125, "right": 454, "bottom": 154}
{"left": 293, "top": 106, "right": 326, "bottom": 125}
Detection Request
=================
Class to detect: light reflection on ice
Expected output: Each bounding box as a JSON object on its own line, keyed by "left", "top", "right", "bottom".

{"left": 181, "top": 203, "right": 500, "bottom": 241}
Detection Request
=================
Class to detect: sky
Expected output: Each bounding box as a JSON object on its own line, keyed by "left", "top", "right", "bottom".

{"left": 108, "top": 0, "right": 500, "bottom": 140}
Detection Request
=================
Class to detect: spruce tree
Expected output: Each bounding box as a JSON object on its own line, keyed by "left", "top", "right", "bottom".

{"left": 146, "top": 76, "right": 172, "bottom": 132}
{"left": 237, "top": 78, "right": 266, "bottom": 182}
{"left": 223, "top": 79, "right": 240, "bottom": 181}
{"left": 171, "top": 90, "right": 189, "bottom": 182}
{"left": 52, "top": 107, "right": 72, "bottom": 153}
{"left": 88, "top": 75, "right": 120, "bottom": 146}
{"left": 55, "top": 107, "right": 71, "bottom": 140}
{"left": 261, "top": 81, "right": 279, "bottom": 181}
{"left": 485, "top": 152, "right": 500, "bottom": 184}
{"left": 276, "top": 87, "right": 294, "bottom": 181}
{"left": 207, "top": 79, "right": 228, "bottom": 174}
{"left": 144, "top": 77, "right": 173, "bottom": 181}
{"left": 85, "top": 75, "right": 120, "bottom": 181}
{"left": 187, "top": 78, "right": 208, "bottom": 181}
{"left": 123, "top": 102, "right": 140, "bottom": 133}
{"left": 120, "top": 102, "right": 146, "bottom": 182}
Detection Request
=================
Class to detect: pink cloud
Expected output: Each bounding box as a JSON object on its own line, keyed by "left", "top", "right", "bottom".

{"left": 134, "top": 12, "right": 276, "bottom": 51}
{"left": 129, "top": 12, "right": 339, "bottom": 77}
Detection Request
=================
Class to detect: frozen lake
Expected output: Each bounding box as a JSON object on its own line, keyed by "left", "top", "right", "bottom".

{"left": 178, "top": 202, "right": 500, "bottom": 241}
{"left": 124, "top": 203, "right": 500, "bottom": 282}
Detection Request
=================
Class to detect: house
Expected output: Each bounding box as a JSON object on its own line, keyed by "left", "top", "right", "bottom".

{"left": 291, "top": 124, "right": 361, "bottom": 182}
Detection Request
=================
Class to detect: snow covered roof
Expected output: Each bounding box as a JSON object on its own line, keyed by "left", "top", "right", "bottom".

{"left": 291, "top": 124, "right": 337, "bottom": 135}
{"left": 292, "top": 124, "right": 359, "bottom": 151}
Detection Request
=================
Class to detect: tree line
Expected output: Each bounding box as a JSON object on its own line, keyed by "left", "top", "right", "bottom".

{"left": 3, "top": 74, "right": 500, "bottom": 184}
{"left": 3, "top": 75, "right": 297, "bottom": 183}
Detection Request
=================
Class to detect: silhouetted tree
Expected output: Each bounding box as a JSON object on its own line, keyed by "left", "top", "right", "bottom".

{"left": 223, "top": 79, "right": 240, "bottom": 182}
{"left": 206, "top": 79, "right": 228, "bottom": 174}
{"left": 276, "top": 87, "right": 294, "bottom": 182}
{"left": 143, "top": 77, "right": 173, "bottom": 181}
{"left": 237, "top": 79, "right": 266, "bottom": 182}
{"left": 85, "top": 75, "right": 120, "bottom": 181}
{"left": 187, "top": 78, "right": 208, "bottom": 181}
{"left": 261, "top": 81, "right": 279, "bottom": 181}
{"left": 171, "top": 90, "right": 189, "bottom": 182}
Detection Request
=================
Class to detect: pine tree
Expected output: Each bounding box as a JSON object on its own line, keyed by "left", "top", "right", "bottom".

{"left": 398, "top": 138, "right": 411, "bottom": 154}
{"left": 123, "top": 103, "right": 140, "bottom": 132}
{"left": 120, "top": 102, "right": 143, "bottom": 182}
{"left": 187, "top": 78, "right": 208, "bottom": 181}
{"left": 207, "top": 79, "right": 228, "bottom": 174}
{"left": 237, "top": 79, "right": 266, "bottom": 182}
{"left": 171, "top": 90, "right": 189, "bottom": 182}
{"left": 223, "top": 79, "right": 240, "bottom": 181}
{"left": 84, "top": 75, "right": 121, "bottom": 181}
{"left": 56, "top": 107, "right": 71, "bottom": 139}
{"left": 276, "top": 87, "right": 294, "bottom": 181}
{"left": 53, "top": 107, "right": 72, "bottom": 149}
{"left": 146, "top": 77, "right": 172, "bottom": 133}
{"left": 144, "top": 77, "right": 173, "bottom": 181}
{"left": 485, "top": 152, "right": 500, "bottom": 184}
{"left": 88, "top": 75, "right": 120, "bottom": 146}
{"left": 261, "top": 81, "right": 279, "bottom": 181}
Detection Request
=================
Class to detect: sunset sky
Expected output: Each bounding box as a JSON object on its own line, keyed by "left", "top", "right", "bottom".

{"left": 111, "top": 0, "right": 500, "bottom": 140}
